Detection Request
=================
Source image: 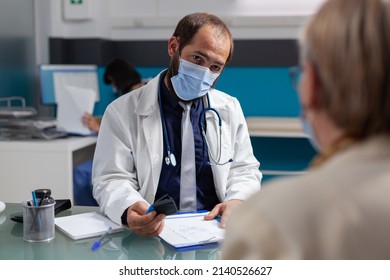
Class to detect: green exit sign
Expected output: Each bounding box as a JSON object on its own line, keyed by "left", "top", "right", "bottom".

{"left": 70, "top": 0, "right": 83, "bottom": 4}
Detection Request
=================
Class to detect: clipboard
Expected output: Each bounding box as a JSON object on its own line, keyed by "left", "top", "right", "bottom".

{"left": 55, "top": 212, "right": 124, "bottom": 240}
{"left": 158, "top": 212, "right": 224, "bottom": 251}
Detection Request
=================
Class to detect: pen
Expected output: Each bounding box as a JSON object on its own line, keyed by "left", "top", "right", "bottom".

{"left": 32, "top": 191, "right": 38, "bottom": 207}
{"left": 145, "top": 205, "right": 155, "bottom": 214}
{"left": 91, "top": 226, "right": 112, "bottom": 251}
{"left": 39, "top": 192, "right": 47, "bottom": 206}
{"left": 31, "top": 191, "right": 41, "bottom": 230}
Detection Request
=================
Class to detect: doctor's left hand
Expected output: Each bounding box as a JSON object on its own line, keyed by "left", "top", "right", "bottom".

{"left": 204, "top": 199, "right": 242, "bottom": 228}
{"left": 126, "top": 201, "right": 166, "bottom": 237}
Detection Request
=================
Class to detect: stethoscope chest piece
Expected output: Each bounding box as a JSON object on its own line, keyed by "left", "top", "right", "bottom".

{"left": 165, "top": 153, "right": 177, "bottom": 167}
{"left": 159, "top": 85, "right": 232, "bottom": 167}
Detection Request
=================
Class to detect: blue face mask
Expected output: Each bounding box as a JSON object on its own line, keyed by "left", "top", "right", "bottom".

{"left": 301, "top": 117, "right": 321, "bottom": 152}
{"left": 171, "top": 59, "right": 220, "bottom": 101}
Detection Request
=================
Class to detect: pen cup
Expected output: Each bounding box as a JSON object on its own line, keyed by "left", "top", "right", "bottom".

{"left": 22, "top": 199, "right": 56, "bottom": 242}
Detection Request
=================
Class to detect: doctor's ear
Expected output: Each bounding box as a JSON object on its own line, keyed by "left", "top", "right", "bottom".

{"left": 167, "top": 36, "right": 180, "bottom": 57}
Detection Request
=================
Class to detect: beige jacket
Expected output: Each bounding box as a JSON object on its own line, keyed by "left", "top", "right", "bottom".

{"left": 222, "top": 135, "right": 390, "bottom": 259}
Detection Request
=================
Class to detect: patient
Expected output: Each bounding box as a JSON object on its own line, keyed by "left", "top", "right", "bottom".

{"left": 222, "top": 0, "right": 390, "bottom": 259}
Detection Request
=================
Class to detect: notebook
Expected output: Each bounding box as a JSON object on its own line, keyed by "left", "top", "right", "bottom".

{"left": 159, "top": 212, "right": 225, "bottom": 251}
{"left": 55, "top": 212, "right": 124, "bottom": 240}
{"left": 0, "top": 201, "right": 5, "bottom": 213}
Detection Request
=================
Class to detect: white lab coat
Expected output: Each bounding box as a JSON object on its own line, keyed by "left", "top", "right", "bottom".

{"left": 92, "top": 71, "right": 262, "bottom": 225}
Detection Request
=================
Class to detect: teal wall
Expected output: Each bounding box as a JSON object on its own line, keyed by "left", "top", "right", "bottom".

{"left": 217, "top": 67, "right": 300, "bottom": 117}
{"left": 0, "top": 66, "right": 35, "bottom": 106}
{"left": 251, "top": 137, "right": 316, "bottom": 182}
{"left": 0, "top": 0, "right": 36, "bottom": 107}
{"left": 92, "top": 67, "right": 117, "bottom": 116}
{"left": 93, "top": 65, "right": 316, "bottom": 183}
{"left": 3, "top": 64, "right": 313, "bottom": 181}
{"left": 94, "top": 66, "right": 301, "bottom": 118}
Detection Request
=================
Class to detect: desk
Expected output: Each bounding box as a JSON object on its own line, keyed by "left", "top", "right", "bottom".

{"left": 0, "top": 203, "right": 221, "bottom": 260}
{"left": 246, "top": 117, "right": 306, "bottom": 138}
{"left": 0, "top": 137, "right": 97, "bottom": 203}
{"left": 246, "top": 117, "right": 313, "bottom": 177}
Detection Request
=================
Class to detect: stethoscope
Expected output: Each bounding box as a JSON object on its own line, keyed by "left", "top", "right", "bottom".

{"left": 158, "top": 88, "right": 233, "bottom": 167}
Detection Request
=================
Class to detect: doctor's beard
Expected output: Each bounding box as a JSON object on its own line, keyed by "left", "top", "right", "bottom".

{"left": 165, "top": 53, "right": 180, "bottom": 93}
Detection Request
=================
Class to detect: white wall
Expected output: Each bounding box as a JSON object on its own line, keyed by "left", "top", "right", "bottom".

{"left": 34, "top": 0, "right": 326, "bottom": 64}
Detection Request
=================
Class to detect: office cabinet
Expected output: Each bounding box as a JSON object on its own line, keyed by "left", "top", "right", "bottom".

{"left": 0, "top": 137, "right": 96, "bottom": 203}
{"left": 246, "top": 117, "right": 317, "bottom": 182}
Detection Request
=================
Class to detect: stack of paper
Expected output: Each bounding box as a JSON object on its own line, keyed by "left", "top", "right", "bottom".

{"left": 55, "top": 85, "right": 96, "bottom": 135}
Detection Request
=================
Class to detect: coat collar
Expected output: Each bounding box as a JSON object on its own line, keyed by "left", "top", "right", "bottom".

{"left": 134, "top": 70, "right": 166, "bottom": 116}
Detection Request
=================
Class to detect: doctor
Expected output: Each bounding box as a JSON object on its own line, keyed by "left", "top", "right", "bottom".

{"left": 92, "top": 12, "right": 262, "bottom": 237}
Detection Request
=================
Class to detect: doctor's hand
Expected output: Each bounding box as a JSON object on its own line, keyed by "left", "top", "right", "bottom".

{"left": 126, "top": 201, "right": 166, "bottom": 237}
{"left": 204, "top": 199, "right": 242, "bottom": 228}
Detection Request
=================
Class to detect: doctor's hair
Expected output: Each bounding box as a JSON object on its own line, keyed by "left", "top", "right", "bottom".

{"left": 172, "top": 12, "right": 234, "bottom": 63}
{"left": 300, "top": 0, "right": 390, "bottom": 139}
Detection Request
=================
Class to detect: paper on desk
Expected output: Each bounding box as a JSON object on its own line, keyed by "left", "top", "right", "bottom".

{"left": 55, "top": 212, "right": 124, "bottom": 240}
{"left": 56, "top": 85, "right": 95, "bottom": 135}
{"left": 159, "top": 212, "right": 225, "bottom": 249}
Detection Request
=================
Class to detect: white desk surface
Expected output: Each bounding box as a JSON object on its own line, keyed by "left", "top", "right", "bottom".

{"left": 0, "top": 136, "right": 97, "bottom": 152}
{"left": 246, "top": 117, "right": 307, "bottom": 138}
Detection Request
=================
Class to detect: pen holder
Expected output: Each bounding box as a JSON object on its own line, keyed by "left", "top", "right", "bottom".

{"left": 22, "top": 199, "right": 56, "bottom": 242}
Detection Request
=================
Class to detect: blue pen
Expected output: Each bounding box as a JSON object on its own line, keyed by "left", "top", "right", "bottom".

{"left": 91, "top": 226, "right": 112, "bottom": 251}
{"left": 31, "top": 191, "right": 41, "bottom": 230}
{"left": 145, "top": 204, "right": 155, "bottom": 214}
{"left": 32, "top": 191, "right": 38, "bottom": 207}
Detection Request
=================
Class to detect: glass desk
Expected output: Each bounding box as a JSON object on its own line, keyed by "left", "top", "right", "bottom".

{"left": 0, "top": 203, "right": 221, "bottom": 260}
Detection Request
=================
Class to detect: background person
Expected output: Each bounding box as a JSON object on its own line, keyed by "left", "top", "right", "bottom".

{"left": 222, "top": 0, "right": 390, "bottom": 260}
{"left": 82, "top": 59, "right": 143, "bottom": 133}
{"left": 92, "top": 13, "right": 262, "bottom": 237}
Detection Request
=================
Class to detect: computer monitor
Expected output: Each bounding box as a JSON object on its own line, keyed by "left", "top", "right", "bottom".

{"left": 39, "top": 64, "right": 100, "bottom": 105}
